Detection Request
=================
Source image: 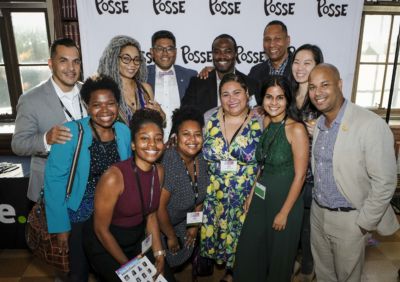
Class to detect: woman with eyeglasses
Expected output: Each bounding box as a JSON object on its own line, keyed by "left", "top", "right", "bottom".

{"left": 98, "top": 35, "right": 165, "bottom": 125}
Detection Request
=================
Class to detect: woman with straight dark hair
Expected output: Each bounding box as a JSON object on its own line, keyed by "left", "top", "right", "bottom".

{"left": 234, "top": 75, "right": 309, "bottom": 282}
{"left": 291, "top": 44, "right": 324, "bottom": 281}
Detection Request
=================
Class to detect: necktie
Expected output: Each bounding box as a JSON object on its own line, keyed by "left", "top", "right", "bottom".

{"left": 159, "top": 70, "right": 174, "bottom": 77}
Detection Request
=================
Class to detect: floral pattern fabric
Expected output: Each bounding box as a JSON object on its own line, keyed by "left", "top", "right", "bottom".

{"left": 200, "top": 109, "right": 262, "bottom": 268}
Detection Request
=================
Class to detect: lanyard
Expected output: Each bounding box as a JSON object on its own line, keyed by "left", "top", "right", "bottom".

{"left": 180, "top": 156, "right": 199, "bottom": 210}
{"left": 223, "top": 108, "right": 250, "bottom": 148}
{"left": 89, "top": 119, "right": 115, "bottom": 153}
{"left": 58, "top": 95, "right": 84, "bottom": 121}
{"left": 131, "top": 160, "right": 155, "bottom": 220}
{"left": 259, "top": 115, "right": 287, "bottom": 174}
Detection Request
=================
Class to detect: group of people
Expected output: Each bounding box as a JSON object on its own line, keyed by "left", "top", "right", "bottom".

{"left": 11, "top": 19, "right": 399, "bottom": 282}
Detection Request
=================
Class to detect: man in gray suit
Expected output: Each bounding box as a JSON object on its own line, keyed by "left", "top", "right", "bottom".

{"left": 308, "top": 63, "right": 399, "bottom": 282}
{"left": 12, "top": 38, "right": 86, "bottom": 202}
{"left": 147, "top": 30, "right": 197, "bottom": 140}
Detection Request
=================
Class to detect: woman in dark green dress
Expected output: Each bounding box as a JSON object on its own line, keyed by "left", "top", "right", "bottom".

{"left": 234, "top": 75, "right": 309, "bottom": 282}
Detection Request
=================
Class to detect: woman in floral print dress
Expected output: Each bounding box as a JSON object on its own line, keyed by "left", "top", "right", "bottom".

{"left": 200, "top": 73, "right": 262, "bottom": 282}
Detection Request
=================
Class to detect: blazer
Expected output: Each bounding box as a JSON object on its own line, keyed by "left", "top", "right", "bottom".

{"left": 11, "top": 78, "right": 82, "bottom": 202}
{"left": 248, "top": 52, "right": 293, "bottom": 89}
{"left": 182, "top": 69, "right": 260, "bottom": 116}
{"left": 146, "top": 64, "right": 197, "bottom": 100}
{"left": 312, "top": 102, "right": 399, "bottom": 236}
{"left": 44, "top": 117, "right": 132, "bottom": 233}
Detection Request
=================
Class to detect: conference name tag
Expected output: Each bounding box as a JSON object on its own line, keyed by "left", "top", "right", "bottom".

{"left": 141, "top": 234, "right": 152, "bottom": 254}
{"left": 187, "top": 211, "right": 203, "bottom": 225}
{"left": 254, "top": 182, "right": 266, "bottom": 200}
{"left": 220, "top": 160, "right": 238, "bottom": 173}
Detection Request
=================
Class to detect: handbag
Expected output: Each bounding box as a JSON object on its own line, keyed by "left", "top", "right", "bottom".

{"left": 25, "top": 122, "right": 84, "bottom": 273}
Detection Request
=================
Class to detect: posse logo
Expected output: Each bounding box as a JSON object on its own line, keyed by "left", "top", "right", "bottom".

{"left": 95, "top": 0, "right": 129, "bottom": 15}
{"left": 153, "top": 0, "right": 186, "bottom": 15}
{"left": 209, "top": 0, "right": 241, "bottom": 16}
{"left": 264, "top": 0, "right": 295, "bottom": 16}
{"left": 317, "top": 0, "right": 348, "bottom": 17}
{"left": 181, "top": 45, "right": 265, "bottom": 65}
{"left": 0, "top": 204, "right": 26, "bottom": 224}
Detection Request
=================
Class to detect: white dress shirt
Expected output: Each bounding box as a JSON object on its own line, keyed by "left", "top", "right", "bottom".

{"left": 154, "top": 65, "right": 181, "bottom": 141}
{"left": 44, "top": 78, "right": 87, "bottom": 151}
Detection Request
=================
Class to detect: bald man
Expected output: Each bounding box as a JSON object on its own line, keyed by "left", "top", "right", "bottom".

{"left": 308, "top": 63, "right": 399, "bottom": 282}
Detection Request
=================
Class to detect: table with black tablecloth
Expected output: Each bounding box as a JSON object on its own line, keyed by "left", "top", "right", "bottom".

{"left": 0, "top": 156, "right": 31, "bottom": 248}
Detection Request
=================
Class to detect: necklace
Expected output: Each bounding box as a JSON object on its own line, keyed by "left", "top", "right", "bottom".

{"left": 180, "top": 155, "right": 199, "bottom": 210}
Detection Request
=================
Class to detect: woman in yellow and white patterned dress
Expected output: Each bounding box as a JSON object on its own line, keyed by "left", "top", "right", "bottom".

{"left": 200, "top": 73, "right": 262, "bottom": 282}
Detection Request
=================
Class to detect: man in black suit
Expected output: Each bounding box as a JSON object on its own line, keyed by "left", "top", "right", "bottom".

{"left": 248, "top": 20, "right": 293, "bottom": 86}
{"left": 182, "top": 34, "right": 259, "bottom": 115}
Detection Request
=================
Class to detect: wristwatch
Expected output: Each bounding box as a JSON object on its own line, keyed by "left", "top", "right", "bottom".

{"left": 153, "top": 250, "right": 166, "bottom": 258}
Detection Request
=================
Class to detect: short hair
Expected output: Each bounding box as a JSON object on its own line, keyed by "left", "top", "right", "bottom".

{"left": 130, "top": 108, "right": 164, "bottom": 140}
{"left": 151, "top": 30, "right": 176, "bottom": 46}
{"left": 80, "top": 74, "right": 120, "bottom": 105}
{"left": 97, "top": 35, "right": 147, "bottom": 88}
{"left": 170, "top": 106, "right": 204, "bottom": 136}
{"left": 261, "top": 75, "right": 301, "bottom": 122}
{"left": 50, "top": 38, "right": 80, "bottom": 59}
{"left": 212, "top": 34, "right": 238, "bottom": 52}
{"left": 265, "top": 20, "right": 288, "bottom": 34}
{"left": 313, "top": 63, "right": 341, "bottom": 81}
{"left": 219, "top": 73, "right": 248, "bottom": 96}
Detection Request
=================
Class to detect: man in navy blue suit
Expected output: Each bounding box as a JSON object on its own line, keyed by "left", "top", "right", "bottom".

{"left": 147, "top": 30, "right": 197, "bottom": 139}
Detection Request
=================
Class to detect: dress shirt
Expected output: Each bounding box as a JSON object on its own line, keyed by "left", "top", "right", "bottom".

{"left": 267, "top": 56, "right": 289, "bottom": 76}
{"left": 313, "top": 100, "right": 353, "bottom": 209}
{"left": 44, "top": 78, "right": 87, "bottom": 151}
{"left": 154, "top": 65, "right": 180, "bottom": 141}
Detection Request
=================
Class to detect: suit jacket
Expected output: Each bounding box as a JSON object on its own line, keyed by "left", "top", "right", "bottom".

{"left": 146, "top": 64, "right": 197, "bottom": 100}
{"left": 11, "top": 78, "right": 82, "bottom": 202}
{"left": 312, "top": 102, "right": 399, "bottom": 236}
{"left": 44, "top": 117, "right": 132, "bottom": 233}
{"left": 248, "top": 52, "right": 293, "bottom": 89}
{"left": 182, "top": 69, "right": 260, "bottom": 116}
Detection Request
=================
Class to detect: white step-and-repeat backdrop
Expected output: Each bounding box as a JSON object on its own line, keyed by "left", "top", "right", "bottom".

{"left": 77, "top": 0, "right": 363, "bottom": 98}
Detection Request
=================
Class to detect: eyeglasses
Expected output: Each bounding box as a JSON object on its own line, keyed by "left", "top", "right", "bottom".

{"left": 119, "top": 54, "right": 142, "bottom": 65}
{"left": 152, "top": 46, "right": 176, "bottom": 54}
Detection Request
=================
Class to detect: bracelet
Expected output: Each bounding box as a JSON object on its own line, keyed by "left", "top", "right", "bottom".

{"left": 153, "top": 250, "right": 166, "bottom": 258}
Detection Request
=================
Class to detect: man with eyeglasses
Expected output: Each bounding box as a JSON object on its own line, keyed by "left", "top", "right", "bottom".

{"left": 147, "top": 30, "right": 197, "bottom": 140}
{"left": 182, "top": 34, "right": 259, "bottom": 116}
{"left": 12, "top": 38, "right": 86, "bottom": 204}
{"left": 248, "top": 20, "right": 293, "bottom": 92}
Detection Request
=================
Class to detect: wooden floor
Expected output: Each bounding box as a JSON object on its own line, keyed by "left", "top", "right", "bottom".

{"left": 1, "top": 227, "right": 399, "bottom": 282}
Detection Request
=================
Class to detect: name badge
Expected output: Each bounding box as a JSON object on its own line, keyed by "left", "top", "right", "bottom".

{"left": 141, "top": 234, "right": 152, "bottom": 254}
{"left": 254, "top": 182, "right": 266, "bottom": 200}
{"left": 220, "top": 160, "right": 238, "bottom": 173}
{"left": 187, "top": 211, "right": 203, "bottom": 225}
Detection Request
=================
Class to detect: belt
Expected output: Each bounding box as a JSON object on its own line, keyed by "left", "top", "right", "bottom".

{"left": 35, "top": 154, "right": 48, "bottom": 159}
{"left": 315, "top": 200, "right": 356, "bottom": 212}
